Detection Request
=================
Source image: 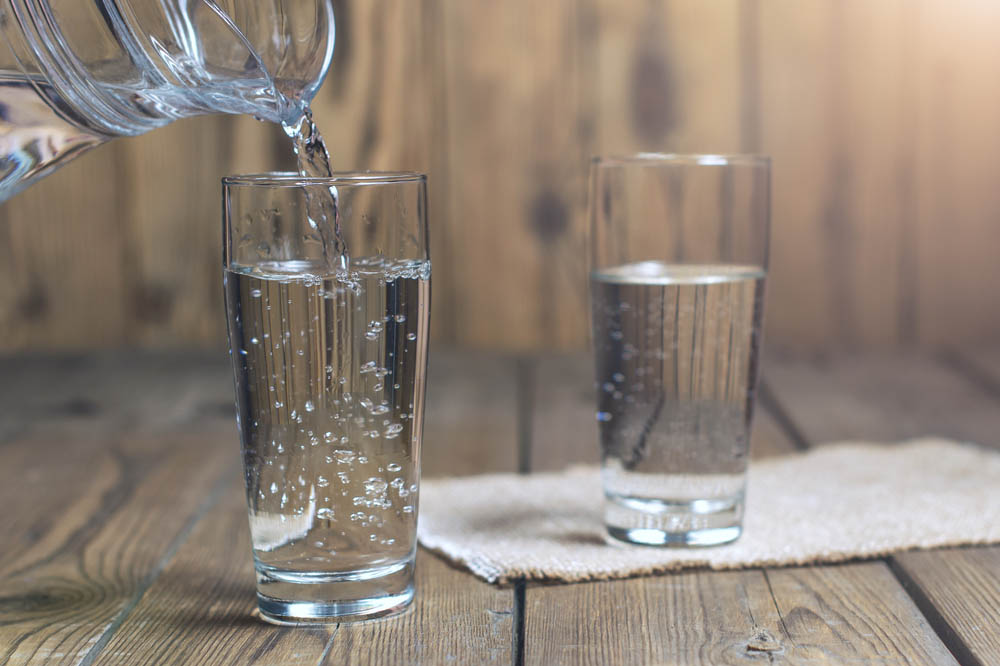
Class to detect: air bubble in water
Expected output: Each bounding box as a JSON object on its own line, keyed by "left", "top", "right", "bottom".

{"left": 250, "top": 288, "right": 262, "bottom": 298}
{"left": 365, "top": 477, "right": 388, "bottom": 495}
{"left": 270, "top": 482, "right": 278, "bottom": 494}
{"left": 334, "top": 450, "right": 355, "bottom": 464}
{"left": 387, "top": 462, "right": 402, "bottom": 472}
{"left": 406, "top": 332, "right": 417, "bottom": 341}
{"left": 316, "top": 507, "right": 334, "bottom": 519}
{"left": 304, "top": 400, "right": 315, "bottom": 412}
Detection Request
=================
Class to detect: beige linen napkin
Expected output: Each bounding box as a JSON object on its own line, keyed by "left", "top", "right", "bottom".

{"left": 417, "top": 438, "right": 1000, "bottom": 583}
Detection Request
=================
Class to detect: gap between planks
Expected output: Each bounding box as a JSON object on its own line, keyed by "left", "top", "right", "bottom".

{"left": 77, "top": 469, "right": 236, "bottom": 666}
{"left": 763, "top": 350, "right": 998, "bottom": 666}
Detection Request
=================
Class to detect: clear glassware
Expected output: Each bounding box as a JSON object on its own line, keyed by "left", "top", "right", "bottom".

{"left": 0, "top": 0, "right": 334, "bottom": 200}
{"left": 223, "top": 172, "right": 431, "bottom": 623}
{"left": 589, "top": 153, "right": 770, "bottom": 547}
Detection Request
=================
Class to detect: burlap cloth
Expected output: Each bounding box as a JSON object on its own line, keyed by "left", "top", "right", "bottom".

{"left": 417, "top": 438, "right": 1000, "bottom": 584}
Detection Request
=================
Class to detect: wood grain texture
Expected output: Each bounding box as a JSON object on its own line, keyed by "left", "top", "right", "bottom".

{"left": 438, "top": 0, "right": 587, "bottom": 350}
{"left": 4, "top": 1, "right": 1000, "bottom": 351}
{"left": 756, "top": 0, "right": 909, "bottom": 347}
{"left": 0, "top": 141, "right": 125, "bottom": 349}
{"left": 526, "top": 570, "right": 787, "bottom": 666}
{"left": 522, "top": 351, "right": 957, "bottom": 665}
{"left": 422, "top": 350, "right": 519, "bottom": 477}
{"left": 902, "top": 349, "right": 1000, "bottom": 665}
{"left": 765, "top": 350, "right": 1000, "bottom": 665}
{"left": 92, "top": 473, "right": 338, "bottom": 666}
{"left": 911, "top": 2, "right": 1000, "bottom": 346}
{"left": 84, "top": 348, "right": 516, "bottom": 664}
{"left": 763, "top": 563, "right": 957, "bottom": 665}
{"left": 0, "top": 349, "right": 236, "bottom": 445}
{"left": 893, "top": 548, "right": 1000, "bottom": 666}
{"left": 98, "top": 476, "right": 512, "bottom": 666}
{"left": 0, "top": 432, "right": 233, "bottom": 666}
{"left": 323, "top": 551, "right": 512, "bottom": 665}
{"left": 116, "top": 116, "right": 272, "bottom": 346}
{"left": 952, "top": 348, "right": 1000, "bottom": 399}
{"left": 525, "top": 563, "right": 956, "bottom": 665}
{"left": 763, "top": 350, "right": 1000, "bottom": 448}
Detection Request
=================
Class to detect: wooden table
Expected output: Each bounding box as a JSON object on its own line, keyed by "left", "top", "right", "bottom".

{"left": 1, "top": 348, "right": 998, "bottom": 665}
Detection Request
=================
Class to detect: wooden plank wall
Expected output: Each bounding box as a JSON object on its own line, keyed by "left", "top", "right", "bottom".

{"left": 2, "top": 0, "right": 1000, "bottom": 352}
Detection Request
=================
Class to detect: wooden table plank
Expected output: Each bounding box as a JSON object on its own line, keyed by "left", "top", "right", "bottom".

{"left": 87, "top": 350, "right": 518, "bottom": 664}
{"left": 766, "top": 350, "right": 1000, "bottom": 666}
{"left": 527, "top": 563, "right": 957, "bottom": 665}
{"left": 891, "top": 547, "right": 1000, "bottom": 666}
{"left": 422, "top": 350, "right": 520, "bottom": 477}
{"left": 762, "top": 351, "right": 1000, "bottom": 448}
{"left": 94, "top": 472, "right": 336, "bottom": 666}
{"left": 325, "top": 553, "right": 512, "bottom": 665}
{"left": 0, "top": 432, "right": 233, "bottom": 666}
{"left": 0, "top": 350, "right": 237, "bottom": 446}
{"left": 523, "top": 353, "right": 959, "bottom": 665}
{"left": 526, "top": 569, "right": 790, "bottom": 666}
{"left": 763, "top": 563, "right": 956, "bottom": 665}
{"left": 96, "top": 471, "right": 513, "bottom": 666}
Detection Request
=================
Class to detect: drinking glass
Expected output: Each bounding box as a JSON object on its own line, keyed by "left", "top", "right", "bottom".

{"left": 589, "top": 154, "right": 769, "bottom": 547}
{"left": 223, "top": 172, "right": 430, "bottom": 623}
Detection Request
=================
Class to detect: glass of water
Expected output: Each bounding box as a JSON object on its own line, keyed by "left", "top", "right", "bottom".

{"left": 589, "top": 154, "right": 769, "bottom": 547}
{"left": 223, "top": 172, "right": 430, "bottom": 623}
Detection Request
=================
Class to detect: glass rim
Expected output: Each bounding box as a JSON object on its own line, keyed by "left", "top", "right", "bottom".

{"left": 592, "top": 153, "right": 770, "bottom": 168}
{"left": 222, "top": 171, "right": 427, "bottom": 187}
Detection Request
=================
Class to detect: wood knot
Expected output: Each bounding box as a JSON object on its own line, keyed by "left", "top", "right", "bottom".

{"left": 57, "top": 397, "right": 100, "bottom": 417}
{"left": 630, "top": 49, "right": 675, "bottom": 145}
{"left": 529, "top": 190, "right": 569, "bottom": 243}
{"left": 746, "top": 627, "right": 783, "bottom": 653}
{"left": 132, "top": 283, "right": 174, "bottom": 324}
{"left": 17, "top": 282, "right": 49, "bottom": 321}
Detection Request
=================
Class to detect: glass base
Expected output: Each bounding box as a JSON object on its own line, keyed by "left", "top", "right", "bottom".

{"left": 254, "top": 558, "right": 415, "bottom": 624}
{"left": 604, "top": 492, "right": 744, "bottom": 547}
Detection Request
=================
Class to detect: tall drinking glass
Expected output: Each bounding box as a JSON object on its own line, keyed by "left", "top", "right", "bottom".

{"left": 223, "top": 172, "right": 430, "bottom": 623}
{"left": 589, "top": 154, "right": 769, "bottom": 547}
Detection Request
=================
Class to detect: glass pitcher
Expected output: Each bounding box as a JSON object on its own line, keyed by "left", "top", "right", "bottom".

{"left": 0, "top": 0, "right": 335, "bottom": 201}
